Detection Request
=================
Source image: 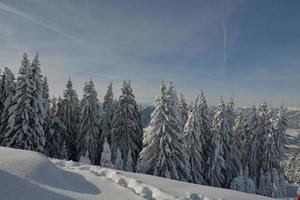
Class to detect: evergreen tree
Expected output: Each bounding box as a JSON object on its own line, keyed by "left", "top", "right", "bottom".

{"left": 257, "top": 169, "right": 266, "bottom": 196}
{"left": 79, "top": 151, "right": 91, "bottom": 165}
{"left": 138, "top": 82, "right": 191, "bottom": 182}
{"left": 111, "top": 81, "right": 143, "bottom": 167}
{"left": 178, "top": 93, "right": 188, "bottom": 126}
{"left": 265, "top": 171, "right": 272, "bottom": 197}
{"left": 61, "top": 78, "right": 81, "bottom": 161}
{"left": 235, "top": 114, "right": 251, "bottom": 166}
{"left": 2, "top": 53, "right": 46, "bottom": 152}
{"left": 49, "top": 96, "right": 57, "bottom": 117}
{"left": 76, "top": 80, "right": 100, "bottom": 164}
{"left": 183, "top": 94, "right": 208, "bottom": 184}
{"left": 45, "top": 117, "right": 68, "bottom": 159}
{"left": 115, "top": 148, "right": 124, "bottom": 170}
{"left": 273, "top": 105, "right": 288, "bottom": 154}
{"left": 55, "top": 96, "right": 64, "bottom": 118}
{"left": 125, "top": 149, "right": 134, "bottom": 172}
{"left": 225, "top": 99, "right": 242, "bottom": 187}
{"left": 248, "top": 102, "right": 275, "bottom": 178}
{"left": 207, "top": 97, "right": 228, "bottom": 187}
{"left": 99, "top": 82, "right": 115, "bottom": 158}
{"left": 101, "top": 137, "right": 112, "bottom": 168}
{"left": 0, "top": 67, "right": 15, "bottom": 143}
{"left": 195, "top": 91, "right": 212, "bottom": 171}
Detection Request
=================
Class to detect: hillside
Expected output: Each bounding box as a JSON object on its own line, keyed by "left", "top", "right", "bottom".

{"left": 0, "top": 147, "right": 273, "bottom": 200}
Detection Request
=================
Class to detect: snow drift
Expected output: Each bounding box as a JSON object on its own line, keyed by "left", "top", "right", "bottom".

{"left": 0, "top": 147, "right": 274, "bottom": 200}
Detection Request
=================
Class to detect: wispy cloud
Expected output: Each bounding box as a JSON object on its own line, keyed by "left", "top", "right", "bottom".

{"left": 0, "top": 1, "right": 76, "bottom": 41}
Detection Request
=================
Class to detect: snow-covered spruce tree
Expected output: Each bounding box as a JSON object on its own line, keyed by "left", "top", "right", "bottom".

{"left": 195, "top": 91, "right": 213, "bottom": 176}
{"left": 178, "top": 93, "right": 188, "bottom": 127}
{"left": 61, "top": 78, "right": 81, "bottom": 161}
{"left": 55, "top": 96, "right": 64, "bottom": 118}
{"left": 99, "top": 82, "right": 115, "bottom": 156}
{"left": 230, "top": 170, "right": 246, "bottom": 192}
{"left": 230, "top": 167, "right": 256, "bottom": 194}
{"left": 0, "top": 67, "right": 15, "bottom": 144}
{"left": 79, "top": 151, "right": 91, "bottom": 165}
{"left": 100, "top": 137, "right": 112, "bottom": 168}
{"left": 76, "top": 80, "right": 100, "bottom": 164}
{"left": 207, "top": 97, "right": 228, "bottom": 187}
{"left": 1, "top": 53, "right": 46, "bottom": 152}
{"left": 114, "top": 148, "right": 124, "bottom": 170}
{"left": 111, "top": 81, "right": 143, "bottom": 169}
{"left": 225, "top": 99, "right": 242, "bottom": 187}
{"left": 271, "top": 168, "right": 282, "bottom": 198}
{"left": 273, "top": 105, "right": 288, "bottom": 154}
{"left": 243, "top": 166, "right": 256, "bottom": 194}
{"left": 183, "top": 92, "right": 212, "bottom": 184}
{"left": 248, "top": 102, "right": 275, "bottom": 179}
{"left": 138, "top": 82, "right": 191, "bottom": 182}
{"left": 265, "top": 170, "right": 272, "bottom": 197}
{"left": 259, "top": 103, "right": 281, "bottom": 172}
{"left": 45, "top": 117, "right": 68, "bottom": 159}
{"left": 49, "top": 96, "right": 57, "bottom": 117}
{"left": 125, "top": 149, "right": 134, "bottom": 172}
{"left": 257, "top": 169, "right": 266, "bottom": 196}
{"left": 235, "top": 114, "right": 251, "bottom": 167}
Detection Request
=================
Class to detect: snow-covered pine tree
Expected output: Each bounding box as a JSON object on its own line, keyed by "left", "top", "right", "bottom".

{"left": 273, "top": 105, "right": 288, "bottom": 154}
{"left": 0, "top": 70, "right": 6, "bottom": 117}
{"left": 55, "top": 96, "right": 64, "bottom": 118}
{"left": 138, "top": 82, "right": 191, "bottom": 182}
{"left": 111, "top": 81, "right": 143, "bottom": 168}
{"left": 259, "top": 103, "right": 280, "bottom": 172}
{"left": 178, "top": 93, "right": 188, "bottom": 127}
{"left": 114, "top": 148, "right": 124, "bottom": 170}
{"left": 207, "top": 97, "right": 228, "bottom": 187}
{"left": 99, "top": 82, "right": 115, "bottom": 158}
{"left": 230, "top": 167, "right": 256, "bottom": 194}
{"left": 0, "top": 67, "right": 15, "bottom": 144}
{"left": 257, "top": 169, "right": 266, "bottom": 196}
{"left": 265, "top": 170, "right": 272, "bottom": 197}
{"left": 248, "top": 102, "right": 275, "bottom": 179}
{"left": 49, "top": 96, "right": 57, "bottom": 117}
{"left": 235, "top": 114, "right": 251, "bottom": 167}
{"left": 244, "top": 166, "right": 256, "bottom": 194}
{"left": 195, "top": 91, "right": 212, "bottom": 177}
{"left": 30, "top": 54, "right": 47, "bottom": 131}
{"left": 100, "top": 137, "right": 112, "bottom": 168}
{"left": 225, "top": 99, "right": 242, "bottom": 187}
{"left": 271, "top": 168, "right": 282, "bottom": 198}
{"left": 230, "top": 170, "right": 246, "bottom": 192}
{"left": 45, "top": 117, "right": 68, "bottom": 159}
{"left": 183, "top": 95, "right": 206, "bottom": 184}
{"left": 61, "top": 78, "right": 81, "bottom": 161}
{"left": 2, "top": 53, "right": 45, "bottom": 152}
{"left": 79, "top": 151, "right": 91, "bottom": 165}
{"left": 125, "top": 149, "right": 134, "bottom": 172}
{"left": 76, "top": 80, "right": 100, "bottom": 164}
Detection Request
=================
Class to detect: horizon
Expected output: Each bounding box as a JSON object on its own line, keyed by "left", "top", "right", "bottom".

{"left": 0, "top": 0, "right": 299, "bottom": 107}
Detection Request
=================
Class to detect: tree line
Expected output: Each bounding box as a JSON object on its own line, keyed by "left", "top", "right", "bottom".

{"left": 0, "top": 53, "right": 288, "bottom": 198}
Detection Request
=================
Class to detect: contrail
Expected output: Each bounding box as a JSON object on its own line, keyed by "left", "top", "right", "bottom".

{"left": 0, "top": 2, "right": 76, "bottom": 41}
{"left": 222, "top": 20, "right": 227, "bottom": 75}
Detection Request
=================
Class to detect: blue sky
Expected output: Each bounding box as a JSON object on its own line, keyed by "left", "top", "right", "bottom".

{"left": 0, "top": 0, "right": 299, "bottom": 107}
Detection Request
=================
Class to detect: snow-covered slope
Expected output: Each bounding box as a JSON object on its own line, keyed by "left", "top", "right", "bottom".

{"left": 0, "top": 147, "right": 273, "bottom": 200}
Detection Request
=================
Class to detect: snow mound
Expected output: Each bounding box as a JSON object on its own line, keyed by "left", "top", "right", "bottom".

{"left": 0, "top": 147, "right": 274, "bottom": 200}
{"left": 0, "top": 147, "right": 100, "bottom": 200}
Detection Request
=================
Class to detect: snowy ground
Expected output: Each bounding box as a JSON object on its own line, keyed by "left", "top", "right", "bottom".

{"left": 285, "top": 128, "right": 300, "bottom": 154}
{"left": 0, "top": 147, "right": 275, "bottom": 200}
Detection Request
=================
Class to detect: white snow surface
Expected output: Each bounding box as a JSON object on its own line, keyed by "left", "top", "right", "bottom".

{"left": 0, "top": 147, "right": 273, "bottom": 200}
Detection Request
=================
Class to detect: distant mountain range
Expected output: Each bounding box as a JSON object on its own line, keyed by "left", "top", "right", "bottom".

{"left": 140, "top": 105, "right": 300, "bottom": 129}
